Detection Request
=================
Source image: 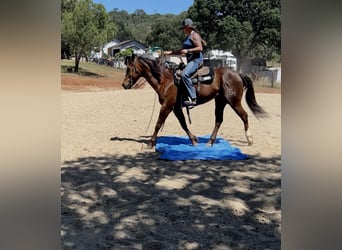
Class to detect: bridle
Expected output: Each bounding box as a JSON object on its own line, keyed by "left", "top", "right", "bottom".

{"left": 125, "top": 57, "right": 138, "bottom": 89}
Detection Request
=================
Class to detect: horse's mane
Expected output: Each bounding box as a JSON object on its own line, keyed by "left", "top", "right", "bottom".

{"left": 136, "top": 54, "right": 168, "bottom": 82}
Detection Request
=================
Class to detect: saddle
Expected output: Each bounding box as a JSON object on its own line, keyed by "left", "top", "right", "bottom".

{"left": 173, "top": 64, "right": 215, "bottom": 86}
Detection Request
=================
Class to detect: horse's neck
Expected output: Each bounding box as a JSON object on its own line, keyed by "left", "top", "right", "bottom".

{"left": 143, "top": 63, "right": 169, "bottom": 93}
{"left": 143, "top": 72, "right": 160, "bottom": 92}
{"left": 140, "top": 59, "right": 172, "bottom": 93}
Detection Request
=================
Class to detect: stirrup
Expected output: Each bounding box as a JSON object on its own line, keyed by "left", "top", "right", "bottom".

{"left": 184, "top": 98, "right": 197, "bottom": 108}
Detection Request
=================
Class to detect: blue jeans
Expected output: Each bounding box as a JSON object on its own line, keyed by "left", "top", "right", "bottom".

{"left": 181, "top": 59, "right": 202, "bottom": 99}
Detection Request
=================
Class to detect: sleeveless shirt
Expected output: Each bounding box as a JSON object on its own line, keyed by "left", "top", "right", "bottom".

{"left": 182, "top": 31, "right": 203, "bottom": 63}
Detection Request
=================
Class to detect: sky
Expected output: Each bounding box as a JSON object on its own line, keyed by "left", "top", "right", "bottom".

{"left": 92, "top": 0, "right": 194, "bottom": 15}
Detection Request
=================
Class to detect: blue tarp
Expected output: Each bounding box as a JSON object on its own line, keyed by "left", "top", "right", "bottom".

{"left": 156, "top": 135, "right": 249, "bottom": 161}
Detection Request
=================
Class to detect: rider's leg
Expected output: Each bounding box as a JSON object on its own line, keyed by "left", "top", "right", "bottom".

{"left": 181, "top": 60, "right": 198, "bottom": 101}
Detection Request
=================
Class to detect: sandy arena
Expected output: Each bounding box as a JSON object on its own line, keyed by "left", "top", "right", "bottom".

{"left": 61, "top": 80, "right": 281, "bottom": 249}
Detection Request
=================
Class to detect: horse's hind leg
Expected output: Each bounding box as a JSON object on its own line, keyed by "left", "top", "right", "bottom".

{"left": 173, "top": 107, "right": 198, "bottom": 146}
{"left": 207, "top": 96, "right": 227, "bottom": 146}
{"left": 232, "top": 103, "right": 253, "bottom": 145}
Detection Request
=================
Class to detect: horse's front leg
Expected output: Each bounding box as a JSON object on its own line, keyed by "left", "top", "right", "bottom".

{"left": 173, "top": 107, "right": 198, "bottom": 146}
{"left": 148, "top": 105, "right": 173, "bottom": 149}
{"left": 208, "top": 96, "right": 227, "bottom": 146}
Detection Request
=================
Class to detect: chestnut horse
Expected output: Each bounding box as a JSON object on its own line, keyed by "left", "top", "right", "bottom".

{"left": 122, "top": 54, "right": 267, "bottom": 149}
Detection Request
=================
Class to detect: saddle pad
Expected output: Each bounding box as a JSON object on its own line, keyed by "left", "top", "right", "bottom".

{"left": 176, "top": 66, "right": 210, "bottom": 78}
{"left": 156, "top": 135, "right": 249, "bottom": 161}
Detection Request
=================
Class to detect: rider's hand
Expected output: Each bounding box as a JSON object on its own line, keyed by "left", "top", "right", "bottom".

{"left": 180, "top": 49, "right": 188, "bottom": 54}
{"left": 164, "top": 51, "right": 172, "bottom": 55}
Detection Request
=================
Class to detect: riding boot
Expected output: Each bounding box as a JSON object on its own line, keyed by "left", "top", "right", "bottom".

{"left": 184, "top": 97, "right": 197, "bottom": 108}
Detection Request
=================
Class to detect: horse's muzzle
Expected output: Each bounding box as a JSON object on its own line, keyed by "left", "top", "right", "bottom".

{"left": 122, "top": 79, "right": 131, "bottom": 89}
{"left": 122, "top": 83, "right": 128, "bottom": 89}
{"left": 122, "top": 78, "right": 134, "bottom": 89}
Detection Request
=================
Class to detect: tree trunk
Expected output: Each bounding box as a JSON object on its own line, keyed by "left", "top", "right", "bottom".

{"left": 236, "top": 55, "right": 244, "bottom": 73}
{"left": 74, "top": 51, "right": 81, "bottom": 72}
{"left": 237, "top": 56, "right": 251, "bottom": 74}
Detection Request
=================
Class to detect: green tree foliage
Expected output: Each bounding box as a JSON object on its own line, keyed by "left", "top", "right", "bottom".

{"left": 114, "top": 48, "right": 134, "bottom": 59}
{"left": 188, "top": 0, "right": 281, "bottom": 69}
{"left": 145, "top": 14, "right": 186, "bottom": 50}
{"left": 61, "top": 0, "right": 77, "bottom": 14}
{"left": 108, "top": 9, "right": 133, "bottom": 41}
{"left": 61, "top": 0, "right": 280, "bottom": 71}
{"left": 109, "top": 8, "right": 187, "bottom": 49}
{"left": 108, "top": 9, "right": 152, "bottom": 45}
{"left": 61, "top": 0, "right": 117, "bottom": 71}
{"left": 107, "top": 9, "right": 187, "bottom": 50}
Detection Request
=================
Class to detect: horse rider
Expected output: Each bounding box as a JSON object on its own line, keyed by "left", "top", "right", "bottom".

{"left": 164, "top": 18, "right": 206, "bottom": 108}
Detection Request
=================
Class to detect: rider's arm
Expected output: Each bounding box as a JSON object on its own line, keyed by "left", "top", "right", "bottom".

{"left": 187, "top": 32, "right": 203, "bottom": 54}
{"left": 164, "top": 49, "right": 187, "bottom": 55}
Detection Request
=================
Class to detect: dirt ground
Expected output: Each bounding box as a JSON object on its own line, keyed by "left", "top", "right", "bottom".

{"left": 61, "top": 74, "right": 281, "bottom": 249}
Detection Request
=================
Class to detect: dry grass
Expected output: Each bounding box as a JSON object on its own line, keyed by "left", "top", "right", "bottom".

{"left": 253, "top": 76, "right": 281, "bottom": 89}
{"left": 61, "top": 59, "right": 125, "bottom": 80}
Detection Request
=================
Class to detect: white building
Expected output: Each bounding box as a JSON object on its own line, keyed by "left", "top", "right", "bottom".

{"left": 90, "top": 40, "right": 119, "bottom": 59}
{"left": 91, "top": 39, "right": 148, "bottom": 59}
{"left": 207, "top": 49, "right": 237, "bottom": 70}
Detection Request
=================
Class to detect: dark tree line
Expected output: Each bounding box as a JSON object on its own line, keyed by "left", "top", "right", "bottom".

{"left": 62, "top": 0, "right": 280, "bottom": 71}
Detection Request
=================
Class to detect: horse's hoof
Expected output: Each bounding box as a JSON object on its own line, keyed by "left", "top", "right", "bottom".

{"left": 143, "top": 143, "right": 154, "bottom": 150}
{"left": 190, "top": 138, "right": 198, "bottom": 146}
{"left": 205, "top": 139, "right": 215, "bottom": 147}
{"left": 245, "top": 130, "right": 253, "bottom": 146}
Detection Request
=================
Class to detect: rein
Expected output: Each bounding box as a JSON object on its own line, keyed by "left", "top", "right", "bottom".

{"left": 145, "top": 92, "right": 157, "bottom": 132}
{"left": 129, "top": 59, "right": 137, "bottom": 87}
{"left": 130, "top": 56, "right": 161, "bottom": 132}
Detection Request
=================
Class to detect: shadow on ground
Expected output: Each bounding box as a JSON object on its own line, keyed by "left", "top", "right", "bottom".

{"left": 61, "top": 151, "right": 281, "bottom": 250}
{"left": 61, "top": 65, "right": 102, "bottom": 77}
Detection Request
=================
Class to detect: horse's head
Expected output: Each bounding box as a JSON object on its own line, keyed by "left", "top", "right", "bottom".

{"left": 122, "top": 54, "right": 142, "bottom": 89}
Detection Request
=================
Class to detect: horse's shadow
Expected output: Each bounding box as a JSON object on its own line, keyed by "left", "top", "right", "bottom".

{"left": 110, "top": 135, "right": 150, "bottom": 145}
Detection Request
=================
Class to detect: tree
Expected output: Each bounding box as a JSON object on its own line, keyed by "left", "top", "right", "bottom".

{"left": 107, "top": 9, "right": 187, "bottom": 50}
{"left": 145, "top": 14, "right": 186, "bottom": 51}
{"left": 61, "top": 0, "right": 117, "bottom": 72}
{"left": 61, "top": 0, "right": 77, "bottom": 14}
{"left": 108, "top": 9, "right": 152, "bottom": 45}
{"left": 108, "top": 9, "right": 134, "bottom": 41}
{"left": 188, "top": 0, "right": 280, "bottom": 71}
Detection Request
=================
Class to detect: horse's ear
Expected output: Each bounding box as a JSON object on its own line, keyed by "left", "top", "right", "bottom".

{"left": 124, "top": 55, "right": 134, "bottom": 66}
{"left": 124, "top": 55, "right": 129, "bottom": 65}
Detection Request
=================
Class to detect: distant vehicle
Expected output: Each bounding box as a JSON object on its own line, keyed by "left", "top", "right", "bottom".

{"left": 147, "top": 46, "right": 163, "bottom": 58}
{"left": 206, "top": 49, "right": 237, "bottom": 70}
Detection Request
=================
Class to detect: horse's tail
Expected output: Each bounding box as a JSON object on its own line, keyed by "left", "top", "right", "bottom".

{"left": 239, "top": 73, "right": 269, "bottom": 119}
